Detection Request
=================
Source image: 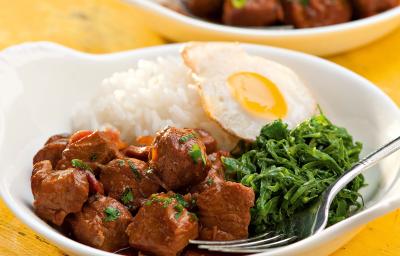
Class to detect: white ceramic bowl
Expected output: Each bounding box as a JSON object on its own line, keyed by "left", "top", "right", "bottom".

{"left": 126, "top": 0, "right": 400, "bottom": 56}
{"left": 0, "top": 42, "right": 399, "bottom": 256}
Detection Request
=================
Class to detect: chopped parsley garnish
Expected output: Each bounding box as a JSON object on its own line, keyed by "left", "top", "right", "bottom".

{"left": 179, "top": 133, "right": 195, "bottom": 144}
{"left": 145, "top": 195, "right": 174, "bottom": 208}
{"left": 300, "top": 0, "right": 309, "bottom": 6}
{"left": 127, "top": 160, "right": 141, "bottom": 180}
{"left": 189, "top": 213, "right": 198, "bottom": 222}
{"left": 206, "top": 178, "right": 214, "bottom": 186}
{"left": 121, "top": 188, "right": 134, "bottom": 205}
{"left": 89, "top": 153, "right": 97, "bottom": 161}
{"left": 117, "top": 159, "right": 125, "bottom": 167}
{"left": 174, "top": 204, "right": 184, "bottom": 220}
{"left": 223, "top": 114, "right": 365, "bottom": 234}
{"left": 71, "top": 159, "right": 92, "bottom": 171}
{"left": 231, "top": 0, "right": 247, "bottom": 9}
{"left": 172, "top": 194, "right": 189, "bottom": 208}
{"left": 145, "top": 193, "right": 198, "bottom": 222}
{"left": 188, "top": 144, "right": 206, "bottom": 166}
{"left": 103, "top": 207, "right": 120, "bottom": 222}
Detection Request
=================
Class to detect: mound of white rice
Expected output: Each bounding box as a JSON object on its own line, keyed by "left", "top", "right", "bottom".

{"left": 71, "top": 57, "right": 237, "bottom": 150}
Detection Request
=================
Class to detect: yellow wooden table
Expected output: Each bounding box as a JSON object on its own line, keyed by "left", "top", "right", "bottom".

{"left": 0, "top": 0, "right": 399, "bottom": 255}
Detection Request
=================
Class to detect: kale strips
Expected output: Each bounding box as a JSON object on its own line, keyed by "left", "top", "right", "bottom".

{"left": 223, "top": 114, "right": 365, "bottom": 234}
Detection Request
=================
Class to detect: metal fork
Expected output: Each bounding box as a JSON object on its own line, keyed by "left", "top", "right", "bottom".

{"left": 190, "top": 135, "right": 400, "bottom": 253}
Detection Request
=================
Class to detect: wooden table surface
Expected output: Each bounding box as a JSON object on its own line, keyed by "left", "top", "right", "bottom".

{"left": 0, "top": 0, "right": 399, "bottom": 255}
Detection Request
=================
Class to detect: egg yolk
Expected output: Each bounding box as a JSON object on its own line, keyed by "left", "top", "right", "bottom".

{"left": 227, "top": 72, "right": 287, "bottom": 119}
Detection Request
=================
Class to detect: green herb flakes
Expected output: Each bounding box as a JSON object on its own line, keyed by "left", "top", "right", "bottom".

{"left": 103, "top": 207, "right": 120, "bottom": 222}
{"left": 71, "top": 159, "right": 92, "bottom": 171}
{"left": 231, "top": 0, "right": 247, "bottom": 9}
{"left": 300, "top": 0, "right": 309, "bottom": 6}
{"left": 223, "top": 114, "right": 364, "bottom": 234}
{"left": 117, "top": 159, "right": 125, "bottom": 167}
{"left": 146, "top": 195, "right": 174, "bottom": 208}
{"left": 89, "top": 154, "right": 97, "bottom": 161}
{"left": 189, "top": 144, "right": 206, "bottom": 165}
{"left": 174, "top": 204, "right": 184, "bottom": 219}
{"left": 172, "top": 194, "right": 189, "bottom": 208}
{"left": 121, "top": 188, "right": 134, "bottom": 205}
{"left": 128, "top": 160, "right": 141, "bottom": 180}
{"left": 179, "top": 133, "right": 195, "bottom": 143}
{"left": 206, "top": 178, "right": 214, "bottom": 186}
{"left": 189, "top": 212, "right": 198, "bottom": 222}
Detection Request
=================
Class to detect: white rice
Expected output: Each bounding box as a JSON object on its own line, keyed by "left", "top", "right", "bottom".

{"left": 71, "top": 57, "right": 237, "bottom": 150}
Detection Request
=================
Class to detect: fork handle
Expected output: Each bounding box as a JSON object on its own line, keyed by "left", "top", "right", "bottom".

{"left": 326, "top": 135, "right": 400, "bottom": 209}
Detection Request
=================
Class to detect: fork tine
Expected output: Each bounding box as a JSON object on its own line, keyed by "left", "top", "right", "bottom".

{"left": 189, "top": 231, "right": 273, "bottom": 245}
{"left": 238, "top": 236, "right": 297, "bottom": 249}
{"left": 199, "top": 235, "right": 297, "bottom": 253}
{"left": 198, "top": 233, "right": 284, "bottom": 249}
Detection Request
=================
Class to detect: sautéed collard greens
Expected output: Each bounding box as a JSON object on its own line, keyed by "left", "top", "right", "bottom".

{"left": 222, "top": 114, "right": 365, "bottom": 234}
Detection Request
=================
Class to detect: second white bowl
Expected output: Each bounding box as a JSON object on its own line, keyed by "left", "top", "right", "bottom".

{"left": 126, "top": 0, "right": 400, "bottom": 56}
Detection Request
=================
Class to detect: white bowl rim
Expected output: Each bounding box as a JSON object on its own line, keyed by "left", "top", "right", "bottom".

{"left": 128, "top": 0, "right": 400, "bottom": 37}
{"left": 0, "top": 41, "right": 399, "bottom": 256}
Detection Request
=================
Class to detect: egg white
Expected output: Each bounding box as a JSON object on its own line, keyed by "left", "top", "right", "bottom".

{"left": 182, "top": 42, "right": 317, "bottom": 141}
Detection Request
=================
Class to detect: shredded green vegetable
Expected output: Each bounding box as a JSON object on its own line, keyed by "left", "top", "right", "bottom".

{"left": 222, "top": 114, "right": 365, "bottom": 234}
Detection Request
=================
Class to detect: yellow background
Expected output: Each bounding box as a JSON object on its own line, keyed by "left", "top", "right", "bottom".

{"left": 0, "top": 0, "right": 399, "bottom": 255}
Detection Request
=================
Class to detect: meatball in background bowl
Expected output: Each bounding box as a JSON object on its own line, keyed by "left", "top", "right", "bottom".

{"left": 126, "top": 0, "right": 400, "bottom": 56}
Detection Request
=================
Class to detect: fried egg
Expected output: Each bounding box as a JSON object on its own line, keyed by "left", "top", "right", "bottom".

{"left": 182, "top": 42, "right": 317, "bottom": 141}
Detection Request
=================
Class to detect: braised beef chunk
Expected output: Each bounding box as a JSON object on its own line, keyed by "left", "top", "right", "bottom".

{"left": 126, "top": 193, "right": 198, "bottom": 256}
{"left": 282, "top": 0, "right": 352, "bottom": 28}
{"left": 197, "top": 181, "right": 255, "bottom": 241}
{"left": 85, "top": 171, "right": 104, "bottom": 195}
{"left": 33, "top": 138, "right": 69, "bottom": 167}
{"left": 185, "top": 0, "right": 224, "bottom": 17}
{"left": 69, "top": 195, "right": 133, "bottom": 252}
{"left": 100, "top": 158, "right": 159, "bottom": 211}
{"left": 351, "top": 0, "right": 399, "bottom": 17}
{"left": 122, "top": 145, "right": 151, "bottom": 161}
{"left": 31, "top": 160, "right": 89, "bottom": 226}
{"left": 56, "top": 131, "right": 118, "bottom": 170}
{"left": 222, "top": 0, "right": 284, "bottom": 27}
{"left": 190, "top": 151, "right": 229, "bottom": 194}
{"left": 150, "top": 127, "right": 209, "bottom": 190}
{"left": 45, "top": 133, "right": 70, "bottom": 145}
{"left": 193, "top": 128, "right": 218, "bottom": 154}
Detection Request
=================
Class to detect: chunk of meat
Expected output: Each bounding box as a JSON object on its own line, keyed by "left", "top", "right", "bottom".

{"left": 197, "top": 181, "right": 255, "bottom": 240}
{"left": 31, "top": 160, "right": 89, "bottom": 226}
{"left": 186, "top": 0, "right": 224, "bottom": 17}
{"left": 57, "top": 131, "right": 118, "bottom": 170}
{"left": 282, "top": 0, "right": 352, "bottom": 28}
{"left": 351, "top": 0, "right": 399, "bottom": 17}
{"left": 69, "top": 195, "right": 133, "bottom": 252}
{"left": 222, "top": 0, "right": 284, "bottom": 26}
{"left": 126, "top": 193, "right": 198, "bottom": 256}
{"left": 85, "top": 171, "right": 104, "bottom": 195}
{"left": 190, "top": 151, "right": 229, "bottom": 194}
{"left": 122, "top": 145, "right": 151, "bottom": 162}
{"left": 150, "top": 127, "right": 209, "bottom": 190}
{"left": 100, "top": 158, "right": 159, "bottom": 211}
{"left": 33, "top": 133, "right": 70, "bottom": 167}
{"left": 33, "top": 138, "right": 69, "bottom": 167}
{"left": 44, "top": 133, "right": 70, "bottom": 145}
{"left": 193, "top": 128, "right": 218, "bottom": 154}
